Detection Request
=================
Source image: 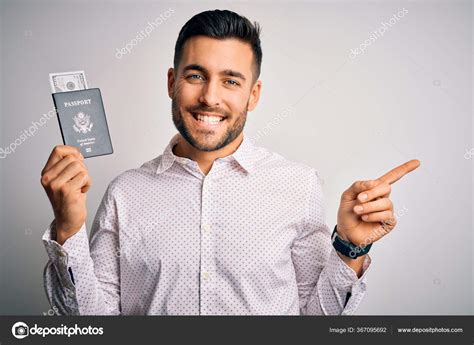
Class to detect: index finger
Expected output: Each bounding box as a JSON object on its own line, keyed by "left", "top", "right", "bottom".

{"left": 377, "top": 159, "right": 420, "bottom": 185}
{"left": 42, "top": 145, "right": 83, "bottom": 175}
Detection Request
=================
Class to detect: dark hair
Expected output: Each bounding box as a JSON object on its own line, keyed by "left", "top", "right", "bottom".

{"left": 173, "top": 9, "right": 262, "bottom": 80}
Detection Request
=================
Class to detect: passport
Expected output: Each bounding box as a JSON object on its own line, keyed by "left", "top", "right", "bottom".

{"left": 52, "top": 88, "right": 113, "bottom": 158}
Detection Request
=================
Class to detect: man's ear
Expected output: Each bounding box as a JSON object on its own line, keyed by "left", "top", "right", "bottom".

{"left": 247, "top": 79, "right": 262, "bottom": 112}
{"left": 167, "top": 67, "right": 175, "bottom": 99}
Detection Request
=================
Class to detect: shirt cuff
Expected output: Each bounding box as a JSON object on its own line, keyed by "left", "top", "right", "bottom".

{"left": 42, "top": 220, "right": 90, "bottom": 279}
{"left": 326, "top": 247, "right": 371, "bottom": 291}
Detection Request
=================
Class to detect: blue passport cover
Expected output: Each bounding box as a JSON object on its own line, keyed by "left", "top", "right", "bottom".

{"left": 52, "top": 88, "right": 113, "bottom": 158}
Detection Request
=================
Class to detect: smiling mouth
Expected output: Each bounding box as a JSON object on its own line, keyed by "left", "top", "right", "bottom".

{"left": 191, "top": 112, "right": 226, "bottom": 126}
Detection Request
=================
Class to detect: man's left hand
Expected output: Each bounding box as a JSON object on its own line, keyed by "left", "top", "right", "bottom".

{"left": 336, "top": 159, "right": 421, "bottom": 247}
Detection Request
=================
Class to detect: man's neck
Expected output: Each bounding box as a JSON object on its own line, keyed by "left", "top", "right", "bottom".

{"left": 172, "top": 133, "right": 244, "bottom": 175}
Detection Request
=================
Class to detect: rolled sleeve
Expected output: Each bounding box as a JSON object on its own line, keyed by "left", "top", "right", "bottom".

{"left": 325, "top": 248, "right": 371, "bottom": 290}
{"left": 318, "top": 248, "right": 371, "bottom": 314}
{"left": 42, "top": 220, "right": 89, "bottom": 315}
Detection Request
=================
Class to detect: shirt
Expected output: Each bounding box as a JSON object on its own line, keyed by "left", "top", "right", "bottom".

{"left": 42, "top": 133, "right": 371, "bottom": 315}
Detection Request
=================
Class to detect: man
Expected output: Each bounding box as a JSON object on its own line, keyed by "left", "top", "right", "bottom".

{"left": 40, "top": 10, "right": 419, "bottom": 315}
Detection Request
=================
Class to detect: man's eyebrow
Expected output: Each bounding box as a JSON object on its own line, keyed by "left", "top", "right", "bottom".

{"left": 182, "top": 64, "right": 247, "bottom": 82}
{"left": 221, "top": 69, "right": 246, "bottom": 81}
{"left": 182, "top": 64, "right": 208, "bottom": 74}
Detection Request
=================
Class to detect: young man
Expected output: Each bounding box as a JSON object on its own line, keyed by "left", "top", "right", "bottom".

{"left": 40, "top": 10, "right": 419, "bottom": 315}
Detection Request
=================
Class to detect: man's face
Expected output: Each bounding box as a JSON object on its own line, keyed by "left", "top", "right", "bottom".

{"left": 168, "top": 36, "right": 261, "bottom": 151}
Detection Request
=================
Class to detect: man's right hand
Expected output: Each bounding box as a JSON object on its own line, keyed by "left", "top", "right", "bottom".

{"left": 40, "top": 145, "right": 92, "bottom": 245}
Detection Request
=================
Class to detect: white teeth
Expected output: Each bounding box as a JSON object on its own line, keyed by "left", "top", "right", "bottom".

{"left": 196, "top": 114, "right": 223, "bottom": 124}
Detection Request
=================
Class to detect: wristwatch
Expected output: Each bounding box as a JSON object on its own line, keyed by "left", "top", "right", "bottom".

{"left": 331, "top": 225, "right": 372, "bottom": 259}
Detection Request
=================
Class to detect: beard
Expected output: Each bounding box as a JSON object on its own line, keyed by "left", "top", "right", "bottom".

{"left": 171, "top": 96, "right": 248, "bottom": 152}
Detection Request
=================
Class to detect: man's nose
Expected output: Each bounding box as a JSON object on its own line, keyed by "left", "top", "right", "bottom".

{"left": 198, "top": 79, "right": 222, "bottom": 106}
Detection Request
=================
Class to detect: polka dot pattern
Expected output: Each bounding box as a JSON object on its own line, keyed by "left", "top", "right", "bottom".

{"left": 42, "top": 133, "right": 371, "bottom": 315}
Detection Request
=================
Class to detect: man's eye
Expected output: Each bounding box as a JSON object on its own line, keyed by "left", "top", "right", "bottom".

{"left": 225, "top": 79, "right": 239, "bottom": 86}
{"left": 187, "top": 74, "right": 204, "bottom": 81}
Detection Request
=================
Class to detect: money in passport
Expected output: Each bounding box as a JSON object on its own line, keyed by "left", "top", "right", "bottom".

{"left": 49, "top": 70, "right": 88, "bottom": 93}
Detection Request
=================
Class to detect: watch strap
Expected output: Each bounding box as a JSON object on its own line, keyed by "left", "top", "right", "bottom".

{"left": 331, "top": 225, "right": 372, "bottom": 259}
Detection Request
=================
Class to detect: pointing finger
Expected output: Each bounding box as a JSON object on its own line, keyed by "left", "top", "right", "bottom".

{"left": 377, "top": 159, "right": 420, "bottom": 185}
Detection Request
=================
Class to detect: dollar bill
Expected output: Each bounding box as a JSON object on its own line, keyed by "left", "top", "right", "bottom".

{"left": 49, "top": 70, "right": 88, "bottom": 93}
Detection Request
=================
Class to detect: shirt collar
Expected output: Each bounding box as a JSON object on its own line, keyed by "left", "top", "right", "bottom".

{"left": 156, "top": 132, "right": 256, "bottom": 175}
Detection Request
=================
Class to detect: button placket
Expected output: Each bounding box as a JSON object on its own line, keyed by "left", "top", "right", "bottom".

{"left": 199, "top": 176, "right": 215, "bottom": 315}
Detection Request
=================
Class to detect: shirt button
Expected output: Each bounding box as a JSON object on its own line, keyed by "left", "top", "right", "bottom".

{"left": 59, "top": 250, "right": 67, "bottom": 257}
{"left": 202, "top": 224, "right": 211, "bottom": 233}
{"left": 203, "top": 272, "right": 210, "bottom": 281}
